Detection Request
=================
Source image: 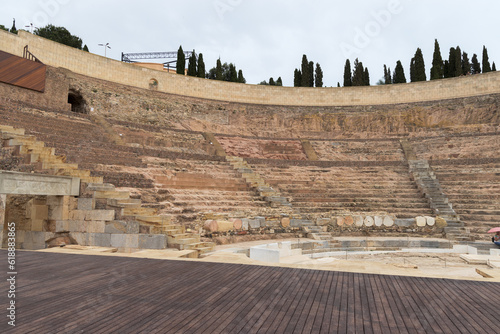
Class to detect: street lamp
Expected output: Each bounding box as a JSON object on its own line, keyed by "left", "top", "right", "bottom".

{"left": 25, "top": 23, "right": 36, "bottom": 33}
{"left": 98, "top": 43, "right": 111, "bottom": 57}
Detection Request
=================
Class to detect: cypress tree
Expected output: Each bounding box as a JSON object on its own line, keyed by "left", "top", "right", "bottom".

{"left": 237, "top": 70, "right": 246, "bottom": 83}
{"left": 343, "top": 59, "right": 352, "bottom": 87}
{"left": 187, "top": 51, "right": 197, "bottom": 76}
{"left": 229, "top": 63, "right": 238, "bottom": 82}
{"left": 276, "top": 77, "right": 283, "bottom": 86}
{"left": 454, "top": 46, "right": 462, "bottom": 76}
{"left": 308, "top": 61, "right": 314, "bottom": 87}
{"left": 197, "top": 53, "right": 206, "bottom": 78}
{"left": 176, "top": 46, "right": 185, "bottom": 75}
{"left": 315, "top": 63, "right": 323, "bottom": 87}
{"left": 412, "top": 48, "right": 426, "bottom": 82}
{"left": 461, "top": 52, "right": 470, "bottom": 75}
{"left": 364, "top": 68, "right": 370, "bottom": 86}
{"left": 471, "top": 54, "right": 481, "bottom": 74}
{"left": 482, "top": 46, "right": 492, "bottom": 73}
{"left": 448, "top": 47, "right": 457, "bottom": 77}
{"left": 269, "top": 77, "right": 275, "bottom": 86}
{"left": 430, "top": 39, "right": 444, "bottom": 80}
{"left": 294, "top": 69, "right": 302, "bottom": 87}
{"left": 352, "top": 58, "right": 365, "bottom": 86}
{"left": 10, "top": 19, "right": 17, "bottom": 34}
{"left": 393, "top": 60, "right": 406, "bottom": 84}
{"left": 301, "top": 55, "right": 310, "bottom": 87}
{"left": 83, "top": 45, "right": 89, "bottom": 52}
{"left": 409, "top": 57, "right": 416, "bottom": 82}
{"left": 384, "top": 65, "right": 392, "bottom": 84}
{"left": 443, "top": 60, "right": 450, "bottom": 78}
{"left": 215, "top": 58, "right": 223, "bottom": 80}
{"left": 492, "top": 62, "right": 497, "bottom": 72}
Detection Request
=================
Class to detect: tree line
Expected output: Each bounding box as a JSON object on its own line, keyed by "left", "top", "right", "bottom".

{"left": 380, "top": 40, "right": 496, "bottom": 85}
{"left": 1, "top": 21, "right": 89, "bottom": 51}
{"left": 176, "top": 46, "right": 245, "bottom": 83}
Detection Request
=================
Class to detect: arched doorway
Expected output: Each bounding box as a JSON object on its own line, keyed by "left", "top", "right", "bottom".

{"left": 68, "top": 90, "right": 87, "bottom": 113}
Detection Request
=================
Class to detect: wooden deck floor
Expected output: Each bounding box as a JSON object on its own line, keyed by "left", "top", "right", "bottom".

{"left": 1, "top": 250, "right": 499, "bottom": 333}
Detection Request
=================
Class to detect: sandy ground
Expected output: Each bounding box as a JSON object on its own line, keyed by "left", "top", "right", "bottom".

{"left": 33, "top": 237, "right": 500, "bottom": 282}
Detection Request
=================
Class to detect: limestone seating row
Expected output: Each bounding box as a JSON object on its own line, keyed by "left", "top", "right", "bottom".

{"left": 0, "top": 107, "right": 147, "bottom": 168}
{"left": 217, "top": 137, "right": 308, "bottom": 160}
{"left": 413, "top": 135, "right": 500, "bottom": 160}
{"left": 1, "top": 125, "right": 215, "bottom": 254}
{"left": 311, "top": 140, "right": 405, "bottom": 161}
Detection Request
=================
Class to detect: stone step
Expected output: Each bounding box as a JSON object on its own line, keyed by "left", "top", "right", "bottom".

{"left": 106, "top": 198, "right": 143, "bottom": 208}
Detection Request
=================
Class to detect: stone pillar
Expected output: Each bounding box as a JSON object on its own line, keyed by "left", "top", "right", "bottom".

{"left": 0, "top": 194, "right": 6, "bottom": 247}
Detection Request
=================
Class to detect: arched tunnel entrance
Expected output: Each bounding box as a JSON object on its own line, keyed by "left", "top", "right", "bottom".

{"left": 68, "top": 90, "right": 87, "bottom": 113}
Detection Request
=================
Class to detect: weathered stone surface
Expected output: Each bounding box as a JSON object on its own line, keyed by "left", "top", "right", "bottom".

{"left": 416, "top": 216, "right": 427, "bottom": 227}
{"left": 281, "top": 217, "right": 290, "bottom": 228}
{"left": 336, "top": 216, "right": 344, "bottom": 226}
{"left": 344, "top": 216, "right": 354, "bottom": 226}
{"left": 78, "top": 198, "right": 95, "bottom": 211}
{"left": 110, "top": 234, "right": 139, "bottom": 248}
{"left": 435, "top": 217, "right": 448, "bottom": 228}
{"left": 364, "top": 216, "right": 374, "bottom": 227}
{"left": 242, "top": 218, "right": 249, "bottom": 231}
{"left": 354, "top": 215, "right": 364, "bottom": 227}
{"left": 383, "top": 216, "right": 395, "bottom": 227}
{"left": 105, "top": 220, "right": 140, "bottom": 234}
{"left": 426, "top": 216, "right": 436, "bottom": 226}
{"left": 316, "top": 218, "right": 330, "bottom": 226}
{"left": 395, "top": 218, "right": 415, "bottom": 227}
{"left": 231, "top": 219, "right": 242, "bottom": 230}
{"left": 0, "top": 171, "right": 80, "bottom": 196}
{"left": 204, "top": 220, "right": 218, "bottom": 232}
{"left": 138, "top": 234, "right": 166, "bottom": 249}
{"left": 374, "top": 216, "right": 383, "bottom": 227}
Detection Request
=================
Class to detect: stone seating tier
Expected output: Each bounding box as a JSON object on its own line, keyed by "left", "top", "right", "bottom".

{"left": 311, "top": 140, "right": 405, "bottom": 161}
{"left": 432, "top": 163, "right": 500, "bottom": 239}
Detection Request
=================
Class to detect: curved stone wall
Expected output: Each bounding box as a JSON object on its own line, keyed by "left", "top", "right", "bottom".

{"left": 1, "top": 30, "right": 500, "bottom": 106}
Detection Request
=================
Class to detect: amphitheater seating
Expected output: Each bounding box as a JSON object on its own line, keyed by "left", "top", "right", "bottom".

{"left": 431, "top": 162, "right": 500, "bottom": 238}
{"left": 216, "top": 136, "right": 308, "bottom": 160}
{"left": 311, "top": 139, "right": 405, "bottom": 161}
{"left": 412, "top": 134, "right": 500, "bottom": 161}
{"left": 248, "top": 163, "right": 432, "bottom": 218}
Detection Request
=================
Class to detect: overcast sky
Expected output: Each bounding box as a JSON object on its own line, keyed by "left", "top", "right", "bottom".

{"left": 2, "top": 0, "right": 499, "bottom": 86}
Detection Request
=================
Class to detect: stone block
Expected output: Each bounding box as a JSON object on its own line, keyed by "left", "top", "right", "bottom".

{"left": 490, "top": 249, "right": 500, "bottom": 256}
{"left": 105, "top": 220, "right": 140, "bottom": 234}
{"left": 374, "top": 216, "right": 383, "bottom": 227}
{"left": 28, "top": 204, "right": 48, "bottom": 221}
{"left": 336, "top": 217, "right": 344, "bottom": 226}
{"left": 139, "top": 224, "right": 151, "bottom": 234}
{"left": 426, "top": 216, "right": 436, "bottom": 226}
{"left": 69, "top": 210, "right": 87, "bottom": 221}
{"left": 364, "top": 216, "right": 374, "bottom": 227}
{"left": 344, "top": 216, "right": 354, "bottom": 226}
{"left": 31, "top": 219, "right": 44, "bottom": 232}
{"left": 55, "top": 220, "right": 70, "bottom": 232}
{"left": 316, "top": 218, "right": 330, "bottom": 226}
{"left": 85, "top": 210, "right": 115, "bottom": 221}
{"left": 91, "top": 233, "right": 112, "bottom": 247}
{"left": 354, "top": 216, "right": 364, "bottom": 227}
{"left": 78, "top": 198, "right": 95, "bottom": 211}
{"left": 248, "top": 219, "right": 261, "bottom": 229}
{"left": 139, "top": 234, "right": 167, "bottom": 250}
{"left": 435, "top": 217, "right": 447, "bottom": 228}
{"left": 383, "top": 216, "right": 395, "bottom": 227}
{"left": 416, "top": 216, "right": 426, "bottom": 227}
{"left": 242, "top": 218, "right": 249, "bottom": 231}
{"left": 44, "top": 220, "right": 57, "bottom": 233}
{"left": 70, "top": 232, "right": 88, "bottom": 246}
{"left": 111, "top": 234, "right": 139, "bottom": 248}
{"left": 395, "top": 218, "right": 414, "bottom": 227}
{"left": 281, "top": 217, "right": 290, "bottom": 228}
{"left": 231, "top": 219, "right": 242, "bottom": 230}
{"left": 264, "top": 220, "right": 280, "bottom": 228}
{"left": 87, "top": 221, "right": 106, "bottom": 233}
{"left": 49, "top": 205, "right": 70, "bottom": 220}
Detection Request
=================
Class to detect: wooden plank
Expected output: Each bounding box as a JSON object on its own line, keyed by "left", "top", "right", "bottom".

{"left": 2, "top": 250, "right": 500, "bottom": 333}
{"left": 0, "top": 50, "right": 46, "bottom": 92}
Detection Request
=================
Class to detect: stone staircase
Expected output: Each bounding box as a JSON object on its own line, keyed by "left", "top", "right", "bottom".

{"left": 226, "top": 156, "right": 292, "bottom": 208}
{"left": 407, "top": 159, "right": 471, "bottom": 241}
{"left": 0, "top": 124, "right": 214, "bottom": 255}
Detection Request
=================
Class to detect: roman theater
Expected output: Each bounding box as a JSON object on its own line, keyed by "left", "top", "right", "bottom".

{"left": 0, "top": 30, "right": 499, "bottom": 333}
